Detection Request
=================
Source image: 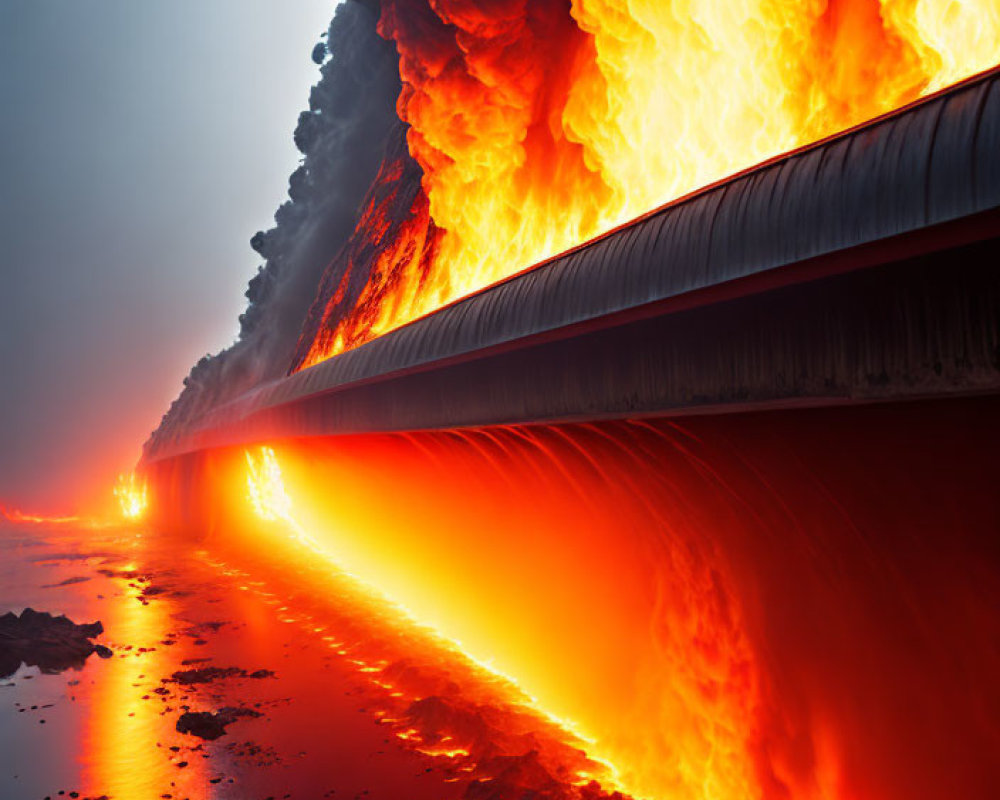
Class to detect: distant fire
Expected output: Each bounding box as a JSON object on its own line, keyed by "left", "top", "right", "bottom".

{"left": 0, "top": 506, "right": 81, "bottom": 526}
{"left": 297, "top": 0, "right": 1000, "bottom": 368}
{"left": 0, "top": 474, "right": 146, "bottom": 527}
{"left": 114, "top": 471, "right": 147, "bottom": 520}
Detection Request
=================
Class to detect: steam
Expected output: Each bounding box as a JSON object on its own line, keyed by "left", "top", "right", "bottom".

{"left": 145, "top": 0, "right": 405, "bottom": 454}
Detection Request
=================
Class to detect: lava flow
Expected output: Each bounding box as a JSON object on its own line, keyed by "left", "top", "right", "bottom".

{"left": 237, "top": 443, "right": 628, "bottom": 800}
{"left": 297, "top": 0, "right": 1000, "bottom": 367}
{"left": 114, "top": 471, "right": 148, "bottom": 521}
{"left": 145, "top": 396, "right": 1000, "bottom": 800}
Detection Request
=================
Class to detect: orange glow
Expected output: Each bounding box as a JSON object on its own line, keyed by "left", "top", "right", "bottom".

{"left": 298, "top": 0, "right": 1000, "bottom": 367}
{"left": 114, "top": 471, "right": 148, "bottom": 521}
{"left": 141, "top": 399, "right": 1000, "bottom": 800}
{"left": 201, "top": 528, "right": 624, "bottom": 798}
{"left": 0, "top": 503, "right": 116, "bottom": 529}
{"left": 262, "top": 432, "right": 758, "bottom": 800}
{"left": 231, "top": 438, "right": 756, "bottom": 800}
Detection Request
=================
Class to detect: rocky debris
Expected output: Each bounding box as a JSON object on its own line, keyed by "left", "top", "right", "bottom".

{"left": 176, "top": 707, "right": 262, "bottom": 740}
{"left": 405, "top": 695, "right": 497, "bottom": 745}
{"left": 464, "top": 751, "right": 558, "bottom": 799}
{"left": 179, "top": 620, "right": 228, "bottom": 637}
{"left": 224, "top": 739, "right": 283, "bottom": 766}
{"left": 168, "top": 665, "right": 274, "bottom": 686}
{"left": 393, "top": 694, "right": 628, "bottom": 800}
{"left": 41, "top": 793, "right": 108, "bottom": 800}
{"left": 0, "top": 608, "right": 112, "bottom": 679}
{"left": 138, "top": 584, "right": 167, "bottom": 603}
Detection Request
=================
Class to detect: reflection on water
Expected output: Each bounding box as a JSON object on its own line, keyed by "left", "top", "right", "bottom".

{"left": 1, "top": 520, "right": 615, "bottom": 800}
{"left": 0, "top": 530, "right": 127, "bottom": 799}
{"left": 197, "top": 544, "right": 623, "bottom": 798}
{"left": 81, "top": 559, "right": 206, "bottom": 800}
{"left": 152, "top": 398, "right": 999, "bottom": 800}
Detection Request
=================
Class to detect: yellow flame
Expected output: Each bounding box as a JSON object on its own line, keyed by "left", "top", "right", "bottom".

{"left": 304, "top": 0, "right": 1000, "bottom": 365}
{"left": 114, "top": 472, "right": 147, "bottom": 521}
{"left": 882, "top": 0, "right": 1000, "bottom": 92}
{"left": 245, "top": 446, "right": 294, "bottom": 523}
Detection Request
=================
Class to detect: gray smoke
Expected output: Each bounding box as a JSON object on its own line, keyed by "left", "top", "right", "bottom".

{"left": 145, "top": 0, "right": 402, "bottom": 455}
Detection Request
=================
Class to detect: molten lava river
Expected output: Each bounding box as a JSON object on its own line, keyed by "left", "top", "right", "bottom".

{"left": 129, "top": 396, "right": 998, "bottom": 800}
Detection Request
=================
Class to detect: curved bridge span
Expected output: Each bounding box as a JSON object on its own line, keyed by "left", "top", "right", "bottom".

{"left": 144, "top": 68, "right": 1000, "bottom": 463}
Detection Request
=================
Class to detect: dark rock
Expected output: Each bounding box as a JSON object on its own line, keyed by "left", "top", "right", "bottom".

{"left": 0, "top": 608, "right": 111, "bottom": 679}
{"left": 170, "top": 666, "right": 244, "bottom": 685}
{"left": 247, "top": 669, "right": 275, "bottom": 679}
{"left": 169, "top": 666, "right": 274, "bottom": 685}
{"left": 176, "top": 707, "right": 262, "bottom": 740}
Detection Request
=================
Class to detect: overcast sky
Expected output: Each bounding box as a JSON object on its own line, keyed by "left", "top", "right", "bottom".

{"left": 0, "top": 0, "right": 340, "bottom": 513}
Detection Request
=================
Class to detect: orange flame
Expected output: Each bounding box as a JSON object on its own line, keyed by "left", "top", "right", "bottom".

{"left": 223, "top": 412, "right": 1000, "bottom": 800}
{"left": 245, "top": 445, "right": 339, "bottom": 561}
{"left": 299, "top": 0, "right": 1000, "bottom": 367}
{"left": 298, "top": 159, "right": 441, "bottom": 369}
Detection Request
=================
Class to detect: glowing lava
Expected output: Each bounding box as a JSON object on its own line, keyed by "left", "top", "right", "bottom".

{"left": 245, "top": 447, "right": 294, "bottom": 524}
{"left": 298, "top": 0, "right": 1000, "bottom": 367}
{"left": 114, "top": 471, "right": 148, "bottom": 521}
{"left": 138, "top": 398, "right": 1000, "bottom": 800}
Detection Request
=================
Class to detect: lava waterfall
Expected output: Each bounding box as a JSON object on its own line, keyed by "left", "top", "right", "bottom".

{"left": 146, "top": 400, "right": 1000, "bottom": 799}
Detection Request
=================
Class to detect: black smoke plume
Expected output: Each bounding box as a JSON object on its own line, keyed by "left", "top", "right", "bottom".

{"left": 145, "top": 0, "right": 406, "bottom": 455}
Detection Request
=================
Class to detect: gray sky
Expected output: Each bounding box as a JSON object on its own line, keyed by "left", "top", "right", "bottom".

{"left": 0, "top": 0, "right": 341, "bottom": 512}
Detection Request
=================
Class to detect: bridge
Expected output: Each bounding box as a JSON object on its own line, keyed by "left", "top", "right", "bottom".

{"left": 143, "top": 67, "right": 1000, "bottom": 463}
